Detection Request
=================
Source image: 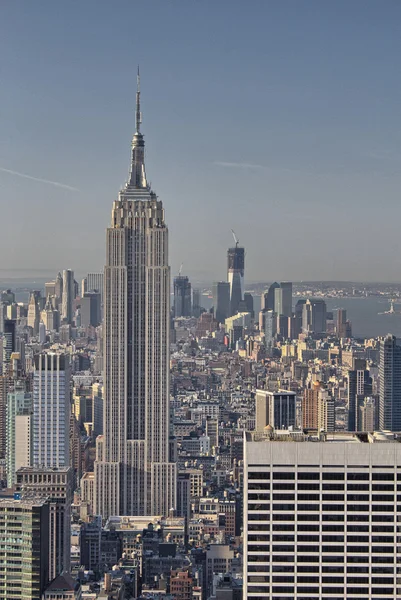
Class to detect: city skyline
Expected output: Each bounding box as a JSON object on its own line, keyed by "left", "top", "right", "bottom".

{"left": 1, "top": 1, "right": 401, "bottom": 281}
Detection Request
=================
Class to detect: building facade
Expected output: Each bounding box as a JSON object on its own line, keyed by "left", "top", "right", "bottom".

{"left": 0, "top": 496, "right": 49, "bottom": 600}
{"left": 379, "top": 334, "right": 401, "bottom": 431}
{"left": 33, "top": 353, "right": 70, "bottom": 468}
{"left": 227, "top": 245, "right": 244, "bottom": 317}
{"left": 244, "top": 430, "right": 401, "bottom": 600}
{"left": 94, "top": 72, "right": 176, "bottom": 518}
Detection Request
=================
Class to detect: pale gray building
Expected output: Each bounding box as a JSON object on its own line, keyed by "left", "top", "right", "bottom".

{"left": 94, "top": 72, "right": 176, "bottom": 518}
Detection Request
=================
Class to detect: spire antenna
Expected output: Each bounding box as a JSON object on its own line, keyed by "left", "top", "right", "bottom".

{"left": 136, "top": 65, "right": 142, "bottom": 133}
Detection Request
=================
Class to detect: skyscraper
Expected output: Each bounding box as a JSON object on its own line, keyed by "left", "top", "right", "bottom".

{"left": 274, "top": 281, "right": 292, "bottom": 317}
{"left": 61, "top": 269, "right": 74, "bottom": 324}
{"left": 302, "top": 298, "right": 327, "bottom": 334}
{"left": 33, "top": 353, "right": 70, "bottom": 468}
{"left": 227, "top": 242, "right": 244, "bottom": 316}
{"left": 173, "top": 275, "right": 192, "bottom": 317}
{"left": 213, "top": 281, "right": 230, "bottom": 323}
{"left": 347, "top": 359, "right": 372, "bottom": 431}
{"left": 261, "top": 282, "right": 279, "bottom": 312}
{"left": 0, "top": 496, "right": 50, "bottom": 600}
{"left": 379, "top": 334, "right": 401, "bottom": 431}
{"left": 94, "top": 71, "right": 176, "bottom": 519}
{"left": 82, "top": 272, "right": 104, "bottom": 303}
{"left": 27, "top": 291, "right": 41, "bottom": 334}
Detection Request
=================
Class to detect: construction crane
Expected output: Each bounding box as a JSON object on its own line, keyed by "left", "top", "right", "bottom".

{"left": 231, "top": 229, "right": 239, "bottom": 248}
{"left": 178, "top": 262, "right": 183, "bottom": 276}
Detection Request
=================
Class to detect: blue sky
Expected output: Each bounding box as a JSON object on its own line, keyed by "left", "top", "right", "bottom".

{"left": 1, "top": 0, "right": 401, "bottom": 282}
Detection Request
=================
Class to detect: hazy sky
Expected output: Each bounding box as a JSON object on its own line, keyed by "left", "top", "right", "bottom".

{"left": 1, "top": 1, "right": 401, "bottom": 283}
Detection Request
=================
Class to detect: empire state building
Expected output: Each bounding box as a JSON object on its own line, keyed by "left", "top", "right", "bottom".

{"left": 94, "top": 72, "right": 176, "bottom": 518}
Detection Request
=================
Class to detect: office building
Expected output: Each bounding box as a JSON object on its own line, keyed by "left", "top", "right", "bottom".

{"left": 41, "top": 296, "right": 60, "bottom": 331}
{"left": 360, "top": 397, "right": 378, "bottom": 431}
{"left": 82, "top": 272, "right": 104, "bottom": 303}
{"left": 192, "top": 288, "right": 202, "bottom": 318}
{"left": 255, "top": 389, "right": 296, "bottom": 431}
{"left": 379, "top": 334, "right": 401, "bottom": 431}
{"left": 347, "top": 359, "right": 372, "bottom": 431}
{"left": 244, "top": 292, "right": 254, "bottom": 318}
{"left": 6, "top": 383, "right": 32, "bottom": 487}
{"left": 261, "top": 282, "right": 279, "bottom": 312}
{"left": 274, "top": 281, "right": 292, "bottom": 317}
{"left": 54, "top": 272, "right": 63, "bottom": 306}
{"left": 94, "top": 72, "right": 176, "bottom": 518}
{"left": 2, "top": 318, "right": 16, "bottom": 365}
{"left": 0, "top": 375, "right": 7, "bottom": 459}
{"left": 337, "top": 308, "right": 352, "bottom": 338}
{"left": 62, "top": 269, "right": 74, "bottom": 323}
{"left": 227, "top": 243, "right": 244, "bottom": 316}
{"left": 174, "top": 275, "right": 192, "bottom": 317}
{"left": 33, "top": 353, "right": 70, "bottom": 468}
{"left": 244, "top": 429, "right": 401, "bottom": 600}
{"left": 80, "top": 291, "right": 101, "bottom": 327}
{"left": 27, "top": 291, "right": 41, "bottom": 334}
{"left": 17, "top": 466, "right": 73, "bottom": 580}
{"left": 92, "top": 381, "right": 103, "bottom": 437}
{"left": 0, "top": 496, "right": 49, "bottom": 600}
{"left": 43, "top": 573, "right": 81, "bottom": 599}
{"left": 213, "top": 281, "right": 230, "bottom": 323}
{"left": 302, "top": 298, "right": 327, "bottom": 334}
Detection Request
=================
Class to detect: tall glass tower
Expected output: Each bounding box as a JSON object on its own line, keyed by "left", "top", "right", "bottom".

{"left": 94, "top": 72, "right": 176, "bottom": 518}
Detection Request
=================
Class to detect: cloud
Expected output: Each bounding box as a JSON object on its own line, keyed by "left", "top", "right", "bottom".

{"left": 0, "top": 167, "right": 80, "bottom": 192}
{"left": 214, "top": 161, "right": 265, "bottom": 171}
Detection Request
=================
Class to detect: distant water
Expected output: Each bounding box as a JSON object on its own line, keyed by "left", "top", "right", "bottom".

{"left": 200, "top": 294, "right": 401, "bottom": 339}
{"left": 2, "top": 278, "right": 401, "bottom": 339}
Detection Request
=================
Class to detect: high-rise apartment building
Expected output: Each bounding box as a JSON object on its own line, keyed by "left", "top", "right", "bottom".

{"left": 33, "top": 353, "right": 70, "bottom": 468}
{"left": 213, "top": 281, "right": 230, "bottom": 323}
{"left": 173, "top": 275, "right": 192, "bottom": 318}
{"left": 244, "top": 429, "right": 401, "bottom": 600}
{"left": 347, "top": 359, "right": 372, "bottom": 431}
{"left": 94, "top": 72, "right": 176, "bottom": 519}
{"left": 16, "top": 466, "right": 73, "bottom": 580}
{"left": 227, "top": 244, "right": 244, "bottom": 316}
{"left": 61, "top": 269, "right": 74, "bottom": 323}
{"left": 379, "top": 334, "right": 401, "bottom": 431}
{"left": 0, "top": 496, "right": 49, "bottom": 600}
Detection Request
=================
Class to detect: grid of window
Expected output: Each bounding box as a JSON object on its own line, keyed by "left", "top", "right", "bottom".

{"left": 245, "top": 463, "right": 401, "bottom": 599}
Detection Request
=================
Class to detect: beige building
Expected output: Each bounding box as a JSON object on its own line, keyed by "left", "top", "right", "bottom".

{"left": 94, "top": 73, "right": 176, "bottom": 519}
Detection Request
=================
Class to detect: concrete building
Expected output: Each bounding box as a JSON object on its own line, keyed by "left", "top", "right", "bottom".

{"left": 0, "top": 496, "right": 49, "bottom": 600}
{"left": 261, "top": 282, "right": 279, "bottom": 312}
{"left": 213, "top": 281, "right": 230, "bottom": 324}
{"left": 244, "top": 429, "right": 401, "bottom": 599}
{"left": 33, "top": 353, "right": 70, "bottom": 468}
{"left": 379, "top": 334, "right": 401, "bottom": 431}
{"left": 43, "top": 573, "right": 82, "bottom": 599}
{"left": 0, "top": 375, "right": 7, "bottom": 459}
{"left": 16, "top": 466, "right": 73, "bottom": 580}
{"left": 94, "top": 72, "right": 176, "bottom": 518}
